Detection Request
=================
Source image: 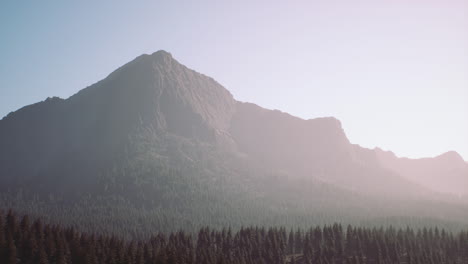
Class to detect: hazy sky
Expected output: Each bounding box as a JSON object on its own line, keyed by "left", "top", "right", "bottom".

{"left": 1, "top": 0, "right": 467, "bottom": 160}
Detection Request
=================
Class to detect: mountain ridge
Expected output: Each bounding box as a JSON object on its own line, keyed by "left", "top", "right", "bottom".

{"left": 375, "top": 147, "right": 468, "bottom": 196}
{"left": 1, "top": 50, "right": 467, "bottom": 235}
{"left": 1, "top": 50, "right": 465, "bottom": 196}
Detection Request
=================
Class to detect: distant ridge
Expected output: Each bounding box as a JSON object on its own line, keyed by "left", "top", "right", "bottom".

{"left": 375, "top": 148, "right": 468, "bottom": 195}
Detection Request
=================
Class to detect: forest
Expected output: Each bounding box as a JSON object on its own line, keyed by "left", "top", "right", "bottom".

{"left": 1, "top": 208, "right": 468, "bottom": 264}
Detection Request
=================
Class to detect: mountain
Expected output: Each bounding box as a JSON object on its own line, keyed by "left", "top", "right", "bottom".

{"left": 230, "top": 102, "right": 430, "bottom": 198}
{"left": 1, "top": 50, "right": 467, "bottom": 237}
{"left": 0, "top": 51, "right": 239, "bottom": 195}
{"left": 375, "top": 148, "right": 468, "bottom": 196}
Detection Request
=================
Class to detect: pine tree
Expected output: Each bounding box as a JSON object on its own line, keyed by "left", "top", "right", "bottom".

{"left": 0, "top": 210, "right": 6, "bottom": 263}
{"left": 6, "top": 232, "right": 17, "bottom": 264}
{"left": 288, "top": 229, "right": 295, "bottom": 255}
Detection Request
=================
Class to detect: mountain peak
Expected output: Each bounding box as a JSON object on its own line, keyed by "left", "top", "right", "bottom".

{"left": 106, "top": 50, "right": 176, "bottom": 80}
{"left": 74, "top": 49, "right": 236, "bottom": 139}
{"left": 437, "top": 151, "right": 465, "bottom": 164}
{"left": 140, "top": 50, "right": 174, "bottom": 65}
{"left": 374, "top": 147, "right": 397, "bottom": 158}
{"left": 308, "top": 116, "right": 343, "bottom": 129}
{"left": 150, "top": 50, "right": 173, "bottom": 58}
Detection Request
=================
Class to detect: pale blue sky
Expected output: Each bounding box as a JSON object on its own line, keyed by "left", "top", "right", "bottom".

{"left": 1, "top": 0, "right": 467, "bottom": 160}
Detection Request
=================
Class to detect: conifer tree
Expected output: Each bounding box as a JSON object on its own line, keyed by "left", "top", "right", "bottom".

{"left": 6, "top": 231, "right": 17, "bottom": 264}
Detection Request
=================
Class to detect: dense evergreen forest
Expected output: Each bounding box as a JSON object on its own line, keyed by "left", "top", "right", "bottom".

{"left": 1, "top": 209, "right": 468, "bottom": 264}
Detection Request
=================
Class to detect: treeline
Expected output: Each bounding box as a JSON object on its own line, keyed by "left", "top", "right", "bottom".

{"left": 3, "top": 181, "right": 468, "bottom": 239}
{"left": 1, "top": 209, "right": 468, "bottom": 264}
